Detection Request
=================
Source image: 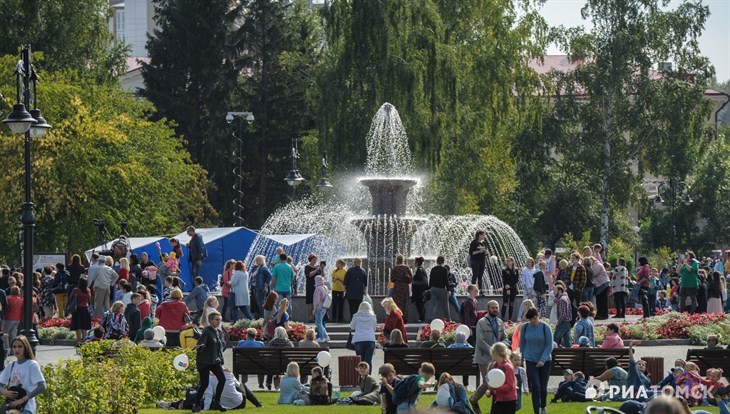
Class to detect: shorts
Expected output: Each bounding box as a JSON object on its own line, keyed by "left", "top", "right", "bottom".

{"left": 680, "top": 287, "right": 698, "bottom": 296}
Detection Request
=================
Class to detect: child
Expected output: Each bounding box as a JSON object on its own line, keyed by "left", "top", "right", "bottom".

{"left": 350, "top": 362, "right": 380, "bottom": 405}
{"left": 648, "top": 269, "right": 659, "bottom": 317}
{"left": 706, "top": 335, "right": 724, "bottom": 350}
{"left": 392, "top": 362, "right": 435, "bottom": 412}
{"left": 552, "top": 370, "right": 575, "bottom": 403}
{"left": 148, "top": 285, "right": 159, "bottom": 315}
{"left": 658, "top": 359, "right": 686, "bottom": 388}
{"left": 121, "top": 282, "right": 134, "bottom": 306}
{"left": 309, "top": 366, "right": 333, "bottom": 405}
{"left": 658, "top": 290, "right": 669, "bottom": 311}
{"left": 701, "top": 368, "right": 724, "bottom": 406}
{"left": 379, "top": 363, "right": 400, "bottom": 414}
{"left": 162, "top": 277, "right": 173, "bottom": 302}
{"left": 165, "top": 252, "right": 180, "bottom": 274}
{"left": 510, "top": 351, "right": 528, "bottom": 410}
{"left": 552, "top": 370, "right": 589, "bottom": 403}
{"left": 678, "top": 363, "right": 702, "bottom": 405}
{"left": 0, "top": 336, "right": 46, "bottom": 414}
{"left": 489, "top": 342, "right": 517, "bottom": 414}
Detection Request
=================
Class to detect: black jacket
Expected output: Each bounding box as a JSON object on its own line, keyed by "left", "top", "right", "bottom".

{"left": 124, "top": 303, "right": 141, "bottom": 341}
{"left": 411, "top": 267, "right": 429, "bottom": 302}
{"left": 196, "top": 326, "right": 224, "bottom": 369}
{"left": 428, "top": 266, "right": 449, "bottom": 289}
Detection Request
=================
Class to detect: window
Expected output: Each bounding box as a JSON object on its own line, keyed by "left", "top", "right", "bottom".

{"left": 116, "top": 10, "right": 125, "bottom": 42}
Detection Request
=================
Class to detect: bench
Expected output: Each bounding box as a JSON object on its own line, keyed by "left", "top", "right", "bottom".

{"left": 383, "top": 348, "right": 480, "bottom": 385}
{"left": 550, "top": 348, "right": 630, "bottom": 377}
{"left": 232, "top": 347, "right": 327, "bottom": 377}
{"left": 686, "top": 349, "right": 730, "bottom": 378}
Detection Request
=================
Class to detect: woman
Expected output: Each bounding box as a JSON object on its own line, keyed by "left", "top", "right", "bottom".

{"left": 636, "top": 257, "right": 651, "bottom": 318}
{"left": 312, "top": 275, "right": 330, "bottom": 342}
{"left": 381, "top": 297, "right": 407, "bottom": 345}
{"left": 272, "top": 298, "right": 291, "bottom": 331}
{"left": 199, "top": 296, "right": 220, "bottom": 328}
{"left": 169, "top": 238, "right": 183, "bottom": 262}
{"left": 129, "top": 254, "right": 143, "bottom": 289}
{"left": 591, "top": 258, "right": 610, "bottom": 319}
{"left": 221, "top": 259, "right": 235, "bottom": 322}
{"left": 521, "top": 257, "right": 537, "bottom": 306}
{"left": 39, "top": 268, "right": 55, "bottom": 319}
{"left": 573, "top": 305, "right": 595, "bottom": 347}
{"left": 411, "top": 257, "right": 428, "bottom": 323}
{"left": 69, "top": 277, "right": 92, "bottom": 343}
{"left": 511, "top": 299, "right": 535, "bottom": 352}
{"left": 298, "top": 329, "right": 320, "bottom": 348}
{"left": 155, "top": 288, "right": 190, "bottom": 347}
{"left": 67, "top": 254, "right": 85, "bottom": 293}
{"left": 0, "top": 336, "right": 46, "bottom": 413}
{"left": 611, "top": 259, "right": 630, "bottom": 318}
{"left": 230, "top": 261, "right": 253, "bottom": 320}
{"left": 265, "top": 327, "right": 294, "bottom": 391}
{"left": 100, "top": 301, "right": 129, "bottom": 340}
{"left": 501, "top": 257, "right": 519, "bottom": 321}
{"left": 350, "top": 301, "right": 377, "bottom": 371}
{"left": 137, "top": 285, "right": 151, "bottom": 320}
{"left": 707, "top": 271, "right": 724, "bottom": 314}
{"left": 192, "top": 310, "right": 226, "bottom": 412}
{"left": 390, "top": 255, "right": 413, "bottom": 323}
{"left": 433, "top": 372, "right": 473, "bottom": 414}
{"left": 519, "top": 307, "right": 554, "bottom": 414}
{"left": 304, "top": 254, "right": 322, "bottom": 322}
{"left": 490, "top": 342, "right": 517, "bottom": 414}
{"left": 469, "top": 230, "right": 488, "bottom": 295}
{"left": 117, "top": 257, "right": 130, "bottom": 287}
{"left": 330, "top": 259, "right": 346, "bottom": 323}
{"left": 383, "top": 329, "right": 409, "bottom": 348}
{"left": 602, "top": 323, "right": 625, "bottom": 348}
{"left": 261, "top": 291, "right": 278, "bottom": 338}
{"left": 594, "top": 357, "right": 629, "bottom": 401}
{"left": 278, "top": 361, "right": 306, "bottom": 404}
{"left": 250, "top": 255, "right": 272, "bottom": 319}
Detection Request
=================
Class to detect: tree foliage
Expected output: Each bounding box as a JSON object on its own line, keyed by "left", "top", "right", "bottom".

{"left": 690, "top": 129, "right": 730, "bottom": 247}
{"left": 0, "top": 55, "right": 214, "bottom": 263}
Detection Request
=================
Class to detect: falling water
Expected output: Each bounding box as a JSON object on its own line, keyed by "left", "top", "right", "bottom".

{"left": 245, "top": 103, "right": 529, "bottom": 295}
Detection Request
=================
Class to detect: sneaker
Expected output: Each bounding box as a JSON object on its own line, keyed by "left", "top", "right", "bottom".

{"left": 156, "top": 401, "right": 171, "bottom": 409}
{"left": 469, "top": 397, "right": 481, "bottom": 414}
{"left": 191, "top": 403, "right": 202, "bottom": 413}
{"left": 541, "top": 407, "right": 547, "bottom": 414}
{"left": 256, "top": 403, "right": 265, "bottom": 408}
{"left": 211, "top": 400, "right": 227, "bottom": 412}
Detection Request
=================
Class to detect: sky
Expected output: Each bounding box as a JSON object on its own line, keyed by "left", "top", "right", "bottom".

{"left": 541, "top": 0, "right": 730, "bottom": 82}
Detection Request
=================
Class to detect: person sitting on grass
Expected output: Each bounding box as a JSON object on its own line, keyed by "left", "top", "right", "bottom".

{"left": 553, "top": 371, "right": 588, "bottom": 403}
{"left": 349, "top": 362, "right": 380, "bottom": 405}
{"left": 156, "top": 368, "right": 263, "bottom": 410}
{"left": 309, "top": 366, "right": 334, "bottom": 405}
{"left": 278, "top": 361, "right": 309, "bottom": 405}
{"left": 678, "top": 362, "right": 703, "bottom": 405}
{"left": 625, "top": 342, "right": 651, "bottom": 399}
{"left": 706, "top": 335, "right": 723, "bottom": 350}
{"left": 432, "top": 372, "right": 475, "bottom": 414}
{"left": 420, "top": 330, "right": 445, "bottom": 348}
{"left": 552, "top": 369, "right": 575, "bottom": 402}
{"left": 594, "top": 357, "right": 628, "bottom": 401}
{"left": 701, "top": 368, "right": 724, "bottom": 406}
{"left": 658, "top": 359, "right": 687, "bottom": 388}
{"left": 379, "top": 363, "right": 401, "bottom": 414}
{"left": 392, "top": 362, "right": 435, "bottom": 412}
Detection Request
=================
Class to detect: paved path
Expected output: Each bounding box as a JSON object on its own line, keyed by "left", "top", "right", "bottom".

{"left": 29, "top": 342, "right": 697, "bottom": 392}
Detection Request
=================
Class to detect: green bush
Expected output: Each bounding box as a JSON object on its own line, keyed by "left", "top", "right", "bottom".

{"left": 38, "top": 340, "right": 198, "bottom": 413}
{"left": 38, "top": 327, "right": 76, "bottom": 340}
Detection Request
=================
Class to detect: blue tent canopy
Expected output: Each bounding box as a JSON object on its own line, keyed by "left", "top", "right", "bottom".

{"left": 85, "top": 237, "right": 172, "bottom": 266}
{"left": 173, "top": 227, "right": 258, "bottom": 291}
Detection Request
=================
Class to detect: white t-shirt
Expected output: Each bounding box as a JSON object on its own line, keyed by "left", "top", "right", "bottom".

{"left": 0, "top": 359, "right": 45, "bottom": 413}
{"left": 122, "top": 292, "right": 133, "bottom": 306}
{"left": 203, "top": 371, "right": 244, "bottom": 410}
{"left": 436, "top": 383, "right": 452, "bottom": 407}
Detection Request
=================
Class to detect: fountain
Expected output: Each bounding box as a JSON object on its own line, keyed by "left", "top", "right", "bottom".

{"left": 245, "top": 103, "right": 529, "bottom": 295}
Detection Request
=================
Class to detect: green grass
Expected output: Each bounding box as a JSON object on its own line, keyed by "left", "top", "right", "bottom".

{"left": 138, "top": 392, "right": 722, "bottom": 414}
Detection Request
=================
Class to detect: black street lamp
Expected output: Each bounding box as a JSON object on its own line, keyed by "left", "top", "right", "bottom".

{"left": 225, "top": 111, "right": 254, "bottom": 226}
{"left": 316, "top": 152, "right": 333, "bottom": 190}
{"left": 284, "top": 142, "right": 304, "bottom": 188}
{"left": 2, "top": 46, "right": 52, "bottom": 351}
{"left": 654, "top": 178, "right": 692, "bottom": 252}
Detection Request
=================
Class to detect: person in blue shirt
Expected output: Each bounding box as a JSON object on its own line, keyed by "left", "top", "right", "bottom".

{"left": 236, "top": 328, "right": 265, "bottom": 386}
{"left": 183, "top": 277, "right": 210, "bottom": 321}
{"left": 573, "top": 306, "right": 595, "bottom": 347}
{"left": 519, "top": 307, "right": 554, "bottom": 414}
{"left": 186, "top": 226, "right": 207, "bottom": 278}
{"left": 271, "top": 253, "right": 294, "bottom": 315}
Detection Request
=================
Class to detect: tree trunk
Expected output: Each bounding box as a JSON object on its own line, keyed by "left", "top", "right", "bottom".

{"left": 600, "top": 96, "right": 613, "bottom": 253}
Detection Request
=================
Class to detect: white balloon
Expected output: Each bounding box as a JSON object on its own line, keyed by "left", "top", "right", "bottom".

{"left": 153, "top": 325, "right": 166, "bottom": 341}
{"left": 456, "top": 324, "right": 471, "bottom": 337}
{"left": 430, "top": 319, "right": 445, "bottom": 333}
{"left": 317, "top": 351, "right": 332, "bottom": 367}
{"left": 173, "top": 354, "right": 189, "bottom": 371}
{"left": 490, "top": 256, "right": 499, "bottom": 265}
{"left": 487, "top": 368, "right": 506, "bottom": 388}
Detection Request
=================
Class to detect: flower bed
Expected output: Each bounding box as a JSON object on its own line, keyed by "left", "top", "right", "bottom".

{"left": 593, "top": 311, "right": 728, "bottom": 344}
{"left": 418, "top": 319, "right": 464, "bottom": 342}
{"left": 223, "top": 318, "right": 307, "bottom": 342}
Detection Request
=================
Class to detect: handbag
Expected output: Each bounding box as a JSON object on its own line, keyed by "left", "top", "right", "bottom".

{"left": 629, "top": 283, "right": 640, "bottom": 304}
{"left": 66, "top": 291, "right": 78, "bottom": 315}
{"left": 346, "top": 330, "right": 355, "bottom": 350}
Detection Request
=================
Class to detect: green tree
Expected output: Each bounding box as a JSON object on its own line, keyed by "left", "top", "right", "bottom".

{"left": 551, "top": 0, "right": 714, "bottom": 250}
{"left": 0, "top": 55, "right": 215, "bottom": 263}
{"left": 690, "top": 129, "right": 730, "bottom": 247}
{"left": 0, "top": 0, "right": 128, "bottom": 84}
{"left": 141, "top": 0, "right": 238, "bottom": 221}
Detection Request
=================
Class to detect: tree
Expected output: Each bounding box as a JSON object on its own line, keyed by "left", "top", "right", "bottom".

{"left": 0, "top": 54, "right": 215, "bottom": 263}
{"left": 0, "top": 0, "right": 128, "bottom": 84}
{"left": 551, "top": 0, "right": 714, "bottom": 250}
{"left": 689, "top": 129, "right": 730, "bottom": 247}
{"left": 141, "top": 0, "right": 238, "bottom": 220}
{"left": 230, "top": 0, "right": 322, "bottom": 225}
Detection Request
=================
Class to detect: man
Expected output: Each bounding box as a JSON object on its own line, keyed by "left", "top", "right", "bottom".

{"left": 236, "top": 328, "right": 264, "bottom": 385}
{"left": 270, "top": 253, "right": 294, "bottom": 314}
{"left": 544, "top": 249, "right": 557, "bottom": 281}
{"left": 186, "top": 226, "right": 207, "bottom": 278}
{"left": 470, "top": 300, "right": 506, "bottom": 413}
{"left": 461, "top": 284, "right": 479, "bottom": 346}
{"left": 427, "top": 256, "right": 450, "bottom": 320}
{"left": 343, "top": 258, "right": 368, "bottom": 319}
{"left": 91, "top": 256, "right": 119, "bottom": 317}
{"left": 0, "top": 266, "right": 11, "bottom": 291}
{"left": 86, "top": 253, "right": 101, "bottom": 287}
{"left": 269, "top": 246, "right": 285, "bottom": 268}
{"left": 678, "top": 251, "right": 699, "bottom": 314}
{"left": 570, "top": 252, "right": 587, "bottom": 306}
{"left": 183, "top": 276, "right": 210, "bottom": 321}
{"left": 554, "top": 284, "right": 572, "bottom": 347}
{"left": 125, "top": 293, "right": 142, "bottom": 341}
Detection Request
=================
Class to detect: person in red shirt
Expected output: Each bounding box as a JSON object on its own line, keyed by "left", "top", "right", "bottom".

{"left": 220, "top": 260, "right": 235, "bottom": 322}
{"left": 3, "top": 286, "right": 23, "bottom": 347}
{"left": 136, "top": 285, "right": 152, "bottom": 320}
{"left": 69, "top": 277, "right": 92, "bottom": 343}
{"left": 117, "top": 258, "right": 130, "bottom": 286}
{"left": 155, "top": 288, "right": 190, "bottom": 347}
{"left": 489, "top": 342, "right": 517, "bottom": 414}
{"left": 380, "top": 297, "right": 407, "bottom": 344}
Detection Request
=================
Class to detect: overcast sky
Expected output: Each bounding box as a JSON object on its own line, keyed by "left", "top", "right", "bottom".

{"left": 541, "top": 0, "right": 730, "bottom": 82}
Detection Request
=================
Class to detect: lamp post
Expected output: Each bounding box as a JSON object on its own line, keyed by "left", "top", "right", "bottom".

{"left": 316, "top": 152, "right": 333, "bottom": 190}
{"left": 284, "top": 141, "right": 304, "bottom": 192}
{"left": 2, "top": 46, "right": 52, "bottom": 351}
{"left": 654, "top": 178, "right": 692, "bottom": 252}
{"left": 225, "top": 111, "right": 254, "bottom": 226}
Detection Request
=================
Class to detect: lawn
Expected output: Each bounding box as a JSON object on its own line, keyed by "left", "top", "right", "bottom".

{"left": 138, "top": 392, "right": 721, "bottom": 414}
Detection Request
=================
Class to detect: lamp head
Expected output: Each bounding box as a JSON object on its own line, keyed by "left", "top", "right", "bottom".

{"left": 285, "top": 170, "right": 304, "bottom": 187}
{"left": 2, "top": 103, "right": 35, "bottom": 134}
{"left": 246, "top": 113, "right": 254, "bottom": 124}
{"left": 29, "top": 108, "right": 51, "bottom": 138}
{"left": 225, "top": 113, "right": 234, "bottom": 124}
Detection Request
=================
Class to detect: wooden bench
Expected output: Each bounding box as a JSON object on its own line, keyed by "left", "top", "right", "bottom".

{"left": 232, "top": 347, "right": 327, "bottom": 377}
{"left": 550, "top": 348, "right": 630, "bottom": 377}
{"left": 383, "top": 348, "right": 480, "bottom": 385}
{"left": 686, "top": 349, "right": 730, "bottom": 378}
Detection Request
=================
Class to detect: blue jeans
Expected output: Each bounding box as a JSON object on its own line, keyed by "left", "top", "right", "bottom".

{"left": 526, "top": 360, "right": 551, "bottom": 414}
{"left": 237, "top": 305, "right": 253, "bottom": 320}
{"left": 276, "top": 291, "right": 293, "bottom": 315}
{"left": 448, "top": 293, "right": 461, "bottom": 315}
{"left": 354, "top": 341, "right": 375, "bottom": 372}
{"left": 192, "top": 260, "right": 202, "bottom": 277}
{"left": 581, "top": 286, "right": 594, "bottom": 302}
{"left": 554, "top": 321, "right": 572, "bottom": 347}
{"left": 397, "top": 400, "right": 419, "bottom": 413}
{"left": 254, "top": 288, "right": 267, "bottom": 317}
{"left": 315, "top": 307, "right": 328, "bottom": 340}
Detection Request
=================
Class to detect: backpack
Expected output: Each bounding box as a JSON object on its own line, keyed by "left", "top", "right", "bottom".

{"left": 264, "top": 319, "right": 276, "bottom": 339}
{"left": 322, "top": 291, "right": 332, "bottom": 309}
{"left": 52, "top": 270, "right": 69, "bottom": 294}
{"left": 392, "top": 374, "right": 420, "bottom": 405}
